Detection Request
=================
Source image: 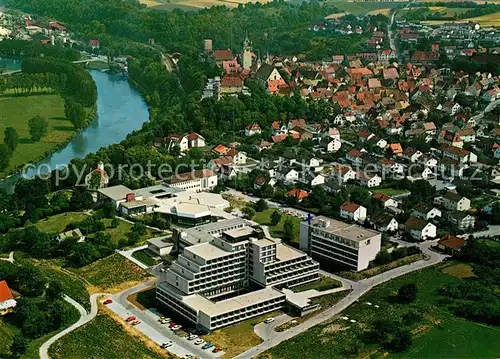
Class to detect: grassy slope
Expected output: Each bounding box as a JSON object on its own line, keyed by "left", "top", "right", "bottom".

{"left": 34, "top": 212, "right": 89, "bottom": 233}
{"left": 0, "top": 94, "right": 73, "bottom": 175}
{"left": 48, "top": 314, "right": 166, "bottom": 359}
{"left": 73, "top": 254, "right": 151, "bottom": 292}
{"left": 264, "top": 263, "right": 500, "bottom": 359}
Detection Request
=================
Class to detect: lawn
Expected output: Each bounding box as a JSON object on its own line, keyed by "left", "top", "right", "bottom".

{"left": 253, "top": 209, "right": 302, "bottom": 244}
{"left": 127, "top": 287, "right": 156, "bottom": 311}
{"left": 34, "top": 212, "right": 89, "bottom": 234}
{"left": 141, "top": 0, "right": 273, "bottom": 10}
{"left": 373, "top": 188, "right": 411, "bottom": 197}
{"left": 423, "top": 11, "right": 500, "bottom": 26}
{"left": 292, "top": 275, "right": 342, "bottom": 292}
{"left": 481, "top": 239, "right": 500, "bottom": 248}
{"left": 48, "top": 313, "right": 168, "bottom": 359}
{"left": 0, "top": 93, "right": 74, "bottom": 176}
{"left": 132, "top": 249, "right": 159, "bottom": 267}
{"left": 202, "top": 311, "right": 281, "bottom": 359}
{"left": 325, "top": 1, "right": 400, "bottom": 15}
{"left": 339, "top": 254, "right": 425, "bottom": 280}
{"left": 73, "top": 254, "right": 152, "bottom": 293}
{"left": 263, "top": 263, "right": 500, "bottom": 359}
{"left": 441, "top": 263, "right": 474, "bottom": 278}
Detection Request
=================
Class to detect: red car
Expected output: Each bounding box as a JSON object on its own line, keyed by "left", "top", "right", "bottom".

{"left": 126, "top": 316, "right": 136, "bottom": 322}
{"left": 103, "top": 299, "right": 113, "bottom": 305}
{"left": 168, "top": 322, "right": 176, "bottom": 328}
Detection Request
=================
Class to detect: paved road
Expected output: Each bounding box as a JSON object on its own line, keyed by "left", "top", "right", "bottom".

{"left": 388, "top": 10, "right": 397, "bottom": 54}
{"left": 234, "top": 240, "right": 447, "bottom": 359}
{"left": 117, "top": 244, "right": 149, "bottom": 270}
{"left": 460, "top": 225, "right": 500, "bottom": 239}
{"left": 39, "top": 294, "right": 99, "bottom": 359}
{"left": 254, "top": 313, "right": 292, "bottom": 341}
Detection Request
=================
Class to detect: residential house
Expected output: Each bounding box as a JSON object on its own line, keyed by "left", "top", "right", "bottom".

{"left": 326, "top": 139, "right": 342, "bottom": 153}
{"left": 56, "top": 228, "right": 85, "bottom": 243}
{"left": 167, "top": 134, "right": 189, "bottom": 152}
{"left": 373, "top": 193, "right": 398, "bottom": 208}
{"left": 212, "top": 144, "right": 230, "bottom": 156}
{"left": 442, "top": 191, "right": 471, "bottom": 212}
{"left": 413, "top": 202, "right": 442, "bottom": 220}
{"left": 220, "top": 75, "right": 244, "bottom": 94}
{"left": 340, "top": 202, "right": 367, "bottom": 222}
{"left": 403, "top": 148, "right": 423, "bottom": 163}
{"left": 169, "top": 169, "right": 218, "bottom": 192}
{"left": 245, "top": 123, "right": 262, "bottom": 137}
{"left": 371, "top": 213, "right": 399, "bottom": 233}
{"left": 437, "top": 234, "right": 466, "bottom": 254}
{"left": 0, "top": 281, "right": 16, "bottom": 316}
{"left": 405, "top": 216, "right": 437, "bottom": 241}
{"left": 287, "top": 188, "right": 309, "bottom": 202}
{"left": 346, "top": 150, "right": 364, "bottom": 165}
{"left": 187, "top": 133, "right": 206, "bottom": 149}
{"left": 227, "top": 149, "right": 247, "bottom": 165}
{"left": 300, "top": 172, "right": 325, "bottom": 187}
{"left": 357, "top": 172, "right": 382, "bottom": 188}
{"left": 389, "top": 143, "right": 403, "bottom": 156}
{"left": 448, "top": 212, "right": 476, "bottom": 231}
{"left": 276, "top": 167, "right": 299, "bottom": 183}
{"left": 255, "top": 64, "right": 286, "bottom": 93}
{"left": 441, "top": 145, "right": 477, "bottom": 163}
{"left": 331, "top": 165, "right": 357, "bottom": 183}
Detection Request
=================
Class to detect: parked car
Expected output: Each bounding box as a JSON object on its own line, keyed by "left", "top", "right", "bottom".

{"left": 161, "top": 318, "right": 171, "bottom": 324}
{"left": 213, "top": 347, "right": 222, "bottom": 353}
{"left": 202, "top": 342, "right": 214, "bottom": 350}
{"left": 131, "top": 320, "right": 141, "bottom": 326}
{"left": 161, "top": 341, "right": 173, "bottom": 349}
{"left": 125, "top": 316, "right": 136, "bottom": 322}
{"left": 168, "top": 322, "right": 177, "bottom": 328}
{"left": 194, "top": 338, "right": 205, "bottom": 345}
{"left": 103, "top": 298, "right": 113, "bottom": 305}
{"left": 264, "top": 317, "right": 275, "bottom": 324}
{"left": 187, "top": 334, "right": 198, "bottom": 340}
{"left": 172, "top": 324, "right": 182, "bottom": 331}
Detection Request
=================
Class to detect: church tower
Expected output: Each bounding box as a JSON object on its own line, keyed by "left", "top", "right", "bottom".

{"left": 242, "top": 36, "right": 252, "bottom": 71}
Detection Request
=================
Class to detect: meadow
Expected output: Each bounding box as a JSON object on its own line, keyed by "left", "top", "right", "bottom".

{"left": 0, "top": 93, "right": 73, "bottom": 176}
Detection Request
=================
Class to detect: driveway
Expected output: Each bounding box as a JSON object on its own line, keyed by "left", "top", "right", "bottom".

{"left": 254, "top": 313, "right": 292, "bottom": 341}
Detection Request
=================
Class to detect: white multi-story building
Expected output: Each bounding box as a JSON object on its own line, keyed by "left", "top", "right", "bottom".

{"left": 299, "top": 216, "right": 381, "bottom": 271}
{"left": 168, "top": 169, "right": 218, "bottom": 192}
{"left": 157, "top": 224, "right": 319, "bottom": 332}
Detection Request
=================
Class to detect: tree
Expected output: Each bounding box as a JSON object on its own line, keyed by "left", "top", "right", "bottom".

{"left": 131, "top": 222, "right": 147, "bottom": 236}
{"left": 241, "top": 206, "right": 255, "bottom": 219}
{"left": 254, "top": 199, "right": 268, "bottom": 212}
{"left": 397, "top": 283, "right": 418, "bottom": 303}
{"left": 69, "top": 188, "right": 94, "bottom": 210}
{"left": 28, "top": 115, "right": 49, "bottom": 142}
{"left": 271, "top": 210, "right": 282, "bottom": 226}
{"left": 4, "top": 127, "right": 19, "bottom": 152}
{"left": 10, "top": 333, "right": 28, "bottom": 357}
{"left": 45, "top": 280, "right": 63, "bottom": 302}
{"left": 283, "top": 218, "right": 295, "bottom": 242}
{"left": 374, "top": 249, "right": 392, "bottom": 265}
{"left": 68, "top": 102, "right": 87, "bottom": 129}
{"left": 0, "top": 144, "right": 10, "bottom": 171}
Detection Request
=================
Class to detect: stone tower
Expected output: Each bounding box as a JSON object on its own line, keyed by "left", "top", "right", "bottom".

{"left": 242, "top": 36, "right": 252, "bottom": 71}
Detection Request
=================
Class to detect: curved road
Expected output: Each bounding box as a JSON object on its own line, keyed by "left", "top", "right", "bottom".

{"left": 39, "top": 293, "right": 104, "bottom": 359}
{"left": 0, "top": 251, "right": 14, "bottom": 263}
{"left": 234, "top": 240, "right": 447, "bottom": 359}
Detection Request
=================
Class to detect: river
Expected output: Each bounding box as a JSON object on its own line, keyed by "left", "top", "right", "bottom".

{"left": 1, "top": 70, "right": 150, "bottom": 190}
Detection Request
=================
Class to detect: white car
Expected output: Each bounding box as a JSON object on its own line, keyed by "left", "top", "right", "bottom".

{"left": 187, "top": 334, "right": 198, "bottom": 340}
{"left": 161, "top": 341, "right": 173, "bottom": 349}
{"left": 172, "top": 324, "right": 182, "bottom": 331}
{"left": 194, "top": 338, "right": 205, "bottom": 345}
{"left": 264, "top": 317, "right": 275, "bottom": 324}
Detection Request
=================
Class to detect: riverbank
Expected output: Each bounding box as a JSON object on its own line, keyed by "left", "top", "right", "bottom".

{"left": 0, "top": 93, "right": 96, "bottom": 179}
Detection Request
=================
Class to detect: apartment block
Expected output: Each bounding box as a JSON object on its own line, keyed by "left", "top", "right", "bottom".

{"left": 157, "top": 222, "right": 319, "bottom": 332}
{"left": 299, "top": 216, "right": 381, "bottom": 271}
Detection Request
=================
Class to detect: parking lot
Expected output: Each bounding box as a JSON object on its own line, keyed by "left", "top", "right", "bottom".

{"left": 105, "top": 299, "right": 225, "bottom": 359}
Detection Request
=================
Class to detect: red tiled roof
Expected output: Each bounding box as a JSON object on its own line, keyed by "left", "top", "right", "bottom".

{"left": 0, "top": 281, "right": 14, "bottom": 303}
{"left": 438, "top": 234, "right": 466, "bottom": 250}
{"left": 213, "top": 49, "right": 233, "bottom": 61}
{"left": 340, "top": 201, "right": 360, "bottom": 213}
{"left": 221, "top": 75, "right": 243, "bottom": 87}
{"left": 288, "top": 188, "right": 309, "bottom": 200}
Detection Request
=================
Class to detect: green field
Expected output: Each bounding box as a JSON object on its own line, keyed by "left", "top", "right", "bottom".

{"left": 49, "top": 314, "right": 166, "bottom": 359}
{"left": 388, "top": 317, "right": 500, "bottom": 359}
{"left": 0, "top": 94, "right": 74, "bottom": 175}
{"left": 263, "top": 263, "right": 500, "bottom": 359}
{"left": 253, "top": 209, "right": 302, "bottom": 244}
{"left": 373, "top": 188, "right": 411, "bottom": 197}
{"left": 0, "top": 319, "right": 18, "bottom": 356}
{"left": 326, "top": 1, "right": 401, "bottom": 15}
{"left": 35, "top": 212, "right": 89, "bottom": 233}
{"left": 73, "top": 254, "right": 151, "bottom": 292}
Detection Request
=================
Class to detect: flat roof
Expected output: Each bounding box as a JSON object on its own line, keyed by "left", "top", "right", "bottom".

{"left": 135, "top": 184, "right": 181, "bottom": 199}
{"left": 188, "top": 287, "right": 285, "bottom": 317}
{"left": 147, "top": 236, "right": 173, "bottom": 249}
{"left": 304, "top": 216, "right": 380, "bottom": 242}
{"left": 98, "top": 185, "right": 133, "bottom": 200}
{"left": 276, "top": 244, "right": 305, "bottom": 261}
{"left": 184, "top": 242, "right": 230, "bottom": 261}
{"left": 252, "top": 238, "right": 276, "bottom": 247}
{"left": 192, "top": 218, "right": 250, "bottom": 233}
{"left": 120, "top": 197, "right": 158, "bottom": 209}
{"left": 224, "top": 227, "right": 255, "bottom": 239}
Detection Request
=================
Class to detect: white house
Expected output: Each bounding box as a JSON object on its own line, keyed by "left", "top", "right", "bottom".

{"left": 340, "top": 202, "right": 367, "bottom": 222}
{"left": 169, "top": 169, "right": 218, "bottom": 192}
{"left": 413, "top": 203, "right": 442, "bottom": 220}
{"left": 301, "top": 172, "right": 325, "bottom": 187}
{"left": 186, "top": 133, "right": 206, "bottom": 148}
{"left": 329, "top": 128, "right": 341, "bottom": 141}
{"left": 371, "top": 213, "right": 399, "bottom": 232}
{"left": 358, "top": 172, "right": 382, "bottom": 188}
{"left": 276, "top": 167, "right": 299, "bottom": 183}
{"left": 373, "top": 193, "right": 398, "bottom": 208}
{"left": 327, "top": 139, "right": 342, "bottom": 153}
{"left": 442, "top": 192, "right": 471, "bottom": 211}
{"left": 227, "top": 149, "right": 247, "bottom": 165}
{"left": 167, "top": 134, "right": 189, "bottom": 152}
{"left": 331, "top": 165, "right": 357, "bottom": 183}
{"left": 405, "top": 216, "right": 437, "bottom": 241}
